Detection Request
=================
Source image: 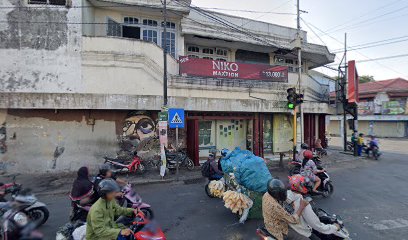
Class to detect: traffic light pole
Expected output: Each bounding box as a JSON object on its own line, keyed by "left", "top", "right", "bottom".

{"left": 293, "top": 107, "right": 297, "bottom": 161}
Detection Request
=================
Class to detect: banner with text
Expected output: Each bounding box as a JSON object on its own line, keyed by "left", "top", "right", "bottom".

{"left": 179, "top": 56, "right": 288, "bottom": 82}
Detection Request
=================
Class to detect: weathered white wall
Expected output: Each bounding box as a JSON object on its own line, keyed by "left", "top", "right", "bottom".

{"left": 0, "top": 0, "right": 82, "bottom": 93}
{"left": 328, "top": 119, "right": 406, "bottom": 138}
{"left": 0, "top": 112, "right": 118, "bottom": 173}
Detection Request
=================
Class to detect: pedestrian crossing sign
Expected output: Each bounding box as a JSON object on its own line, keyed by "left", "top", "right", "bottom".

{"left": 168, "top": 108, "right": 185, "bottom": 128}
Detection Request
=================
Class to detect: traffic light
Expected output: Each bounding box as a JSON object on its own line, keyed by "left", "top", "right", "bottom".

{"left": 287, "top": 88, "right": 304, "bottom": 109}
{"left": 287, "top": 88, "right": 297, "bottom": 109}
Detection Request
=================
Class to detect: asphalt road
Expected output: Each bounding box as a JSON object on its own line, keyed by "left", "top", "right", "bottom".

{"left": 38, "top": 150, "right": 408, "bottom": 240}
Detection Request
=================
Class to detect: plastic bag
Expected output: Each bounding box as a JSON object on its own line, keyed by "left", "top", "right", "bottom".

{"left": 221, "top": 147, "right": 272, "bottom": 193}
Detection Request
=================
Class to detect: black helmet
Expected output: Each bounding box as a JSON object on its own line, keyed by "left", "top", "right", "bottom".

{"left": 99, "top": 163, "right": 111, "bottom": 176}
{"left": 98, "top": 179, "right": 120, "bottom": 197}
{"left": 267, "top": 179, "right": 287, "bottom": 202}
{"left": 300, "top": 143, "right": 309, "bottom": 149}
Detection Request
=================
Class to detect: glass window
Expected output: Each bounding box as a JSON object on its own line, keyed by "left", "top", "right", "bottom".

{"left": 188, "top": 55, "right": 199, "bottom": 59}
{"left": 216, "top": 48, "right": 227, "bottom": 56}
{"left": 187, "top": 46, "right": 199, "bottom": 53}
{"left": 285, "top": 59, "right": 294, "bottom": 65}
{"left": 143, "top": 30, "right": 158, "bottom": 44}
{"left": 215, "top": 58, "right": 227, "bottom": 61}
{"left": 161, "top": 31, "right": 176, "bottom": 57}
{"left": 29, "top": 0, "right": 66, "bottom": 5}
{"left": 274, "top": 56, "right": 285, "bottom": 63}
{"left": 202, "top": 48, "right": 214, "bottom": 55}
{"left": 199, "top": 121, "right": 213, "bottom": 146}
{"left": 143, "top": 19, "right": 158, "bottom": 26}
{"left": 162, "top": 21, "right": 176, "bottom": 29}
{"left": 124, "top": 17, "right": 138, "bottom": 25}
{"left": 203, "top": 56, "right": 213, "bottom": 60}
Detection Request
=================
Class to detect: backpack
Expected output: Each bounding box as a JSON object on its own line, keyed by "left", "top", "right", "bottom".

{"left": 201, "top": 160, "right": 211, "bottom": 177}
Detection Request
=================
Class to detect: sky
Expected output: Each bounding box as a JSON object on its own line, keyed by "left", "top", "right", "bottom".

{"left": 191, "top": 0, "right": 408, "bottom": 81}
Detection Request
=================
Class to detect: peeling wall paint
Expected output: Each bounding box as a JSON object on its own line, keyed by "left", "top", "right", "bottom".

{"left": 0, "top": 0, "right": 82, "bottom": 93}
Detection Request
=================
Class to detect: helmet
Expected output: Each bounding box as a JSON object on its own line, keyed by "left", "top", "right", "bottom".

{"left": 267, "top": 179, "right": 287, "bottom": 202}
{"left": 220, "top": 148, "right": 230, "bottom": 157}
{"left": 98, "top": 179, "right": 120, "bottom": 197}
{"left": 99, "top": 163, "right": 111, "bottom": 176}
{"left": 289, "top": 175, "right": 307, "bottom": 194}
{"left": 303, "top": 150, "right": 313, "bottom": 160}
{"left": 300, "top": 143, "right": 309, "bottom": 149}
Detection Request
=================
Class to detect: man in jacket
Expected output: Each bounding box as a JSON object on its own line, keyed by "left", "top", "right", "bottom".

{"left": 86, "top": 179, "right": 136, "bottom": 240}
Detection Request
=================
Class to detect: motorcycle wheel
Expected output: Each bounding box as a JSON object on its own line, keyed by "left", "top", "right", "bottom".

{"left": 27, "top": 206, "right": 50, "bottom": 227}
{"left": 137, "top": 163, "right": 146, "bottom": 175}
{"left": 141, "top": 208, "right": 154, "bottom": 220}
{"left": 186, "top": 158, "right": 195, "bottom": 171}
{"left": 205, "top": 183, "right": 215, "bottom": 198}
{"left": 323, "top": 182, "right": 334, "bottom": 197}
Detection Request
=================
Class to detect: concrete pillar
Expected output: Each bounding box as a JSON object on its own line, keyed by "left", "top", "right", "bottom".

{"left": 229, "top": 48, "right": 237, "bottom": 62}
{"left": 269, "top": 52, "right": 275, "bottom": 65}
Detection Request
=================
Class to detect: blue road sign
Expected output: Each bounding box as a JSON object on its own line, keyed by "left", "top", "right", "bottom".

{"left": 168, "top": 108, "right": 185, "bottom": 129}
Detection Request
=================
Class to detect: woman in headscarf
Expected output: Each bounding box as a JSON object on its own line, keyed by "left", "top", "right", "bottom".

{"left": 70, "top": 167, "right": 95, "bottom": 222}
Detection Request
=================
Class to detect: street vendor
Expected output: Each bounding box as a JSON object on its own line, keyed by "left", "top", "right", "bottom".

{"left": 262, "top": 179, "right": 309, "bottom": 240}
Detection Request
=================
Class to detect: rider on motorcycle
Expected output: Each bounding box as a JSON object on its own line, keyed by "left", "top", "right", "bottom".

{"left": 365, "top": 135, "right": 379, "bottom": 156}
{"left": 70, "top": 166, "right": 96, "bottom": 222}
{"left": 262, "top": 179, "right": 309, "bottom": 240}
{"left": 286, "top": 190, "right": 340, "bottom": 238}
{"left": 296, "top": 143, "right": 309, "bottom": 162}
{"left": 94, "top": 164, "right": 127, "bottom": 196}
{"left": 300, "top": 150, "right": 325, "bottom": 193}
{"left": 86, "top": 179, "right": 137, "bottom": 240}
{"left": 207, "top": 149, "right": 223, "bottom": 180}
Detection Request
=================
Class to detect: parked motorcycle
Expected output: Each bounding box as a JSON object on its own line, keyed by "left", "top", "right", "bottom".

{"left": 256, "top": 207, "right": 350, "bottom": 240}
{"left": 104, "top": 151, "right": 146, "bottom": 174}
{"left": 0, "top": 174, "right": 22, "bottom": 202}
{"left": 0, "top": 190, "right": 44, "bottom": 240}
{"left": 165, "top": 148, "right": 194, "bottom": 173}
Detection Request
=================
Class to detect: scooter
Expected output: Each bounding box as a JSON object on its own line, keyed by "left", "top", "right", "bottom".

{"left": 256, "top": 207, "right": 350, "bottom": 240}
{"left": 165, "top": 148, "right": 194, "bottom": 173}
{"left": 120, "top": 183, "right": 154, "bottom": 219}
{"left": 0, "top": 189, "right": 44, "bottom": 240}
{"left": 104, "top": 151, "right": 146, "bottom": 174}
{"left": 0, "top": 174, "right": 22, "bottom": 202}
{"left": 130, "top": 211, "right": 166, "bottom": 240}
{"left": 289, "top": 170, "right": 334, "bottom": 198}
{"left": 288, "top": 155, "right": 322, "bottom": 176}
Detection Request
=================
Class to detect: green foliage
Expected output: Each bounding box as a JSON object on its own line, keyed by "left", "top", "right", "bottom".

{"left": 359, "top": 75, "right": 375, "bottom": 83}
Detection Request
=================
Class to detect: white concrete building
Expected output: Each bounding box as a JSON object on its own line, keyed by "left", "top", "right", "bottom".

{"left": 0, "top": 0, "right": 335, "bottom": 173}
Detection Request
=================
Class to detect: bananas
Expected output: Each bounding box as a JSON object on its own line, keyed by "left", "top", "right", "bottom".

{"left": 222, "top": 190, "right": 252, "bottom": 215}
{"left": 208, "top": 180, "right": 225, "bottom": 198}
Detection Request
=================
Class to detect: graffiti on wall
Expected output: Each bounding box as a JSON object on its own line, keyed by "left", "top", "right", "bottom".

{"left": 0, "top": 122, "right": 6, "bottom": 154}
{"left": 120, "top": 111, "right": 160, "bottom": 160}
{"left": 381, "top": 101, "right": 406, "bottom": 115}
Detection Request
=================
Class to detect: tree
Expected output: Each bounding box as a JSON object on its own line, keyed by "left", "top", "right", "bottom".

{"left": 359, "top": 75, "right": 375, "bottom": 83}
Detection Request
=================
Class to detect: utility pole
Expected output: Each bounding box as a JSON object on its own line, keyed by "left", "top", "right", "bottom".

{"left": 343, "top": 33, "right": 348, "bottom": 152}
{"left": 162, "top": 0, "right": 168, "bottom": 106}
{"left": 296, "top": 0, "right": 303, "bottom": 145}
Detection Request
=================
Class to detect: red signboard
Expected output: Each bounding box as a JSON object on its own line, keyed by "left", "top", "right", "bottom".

{"left": 179, "top": 56, "right": 288, "bottom": 82}
{"left": 348, "top": 60, "right": 359, "bottom": 103}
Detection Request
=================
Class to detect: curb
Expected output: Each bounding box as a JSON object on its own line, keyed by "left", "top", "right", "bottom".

{"left": 35, "top": 175, "right": 204, "bottom": 197}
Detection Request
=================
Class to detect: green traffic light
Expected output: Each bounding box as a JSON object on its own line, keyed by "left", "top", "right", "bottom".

{"left": 288, "top": 103, "right": 295, "bottom": 109}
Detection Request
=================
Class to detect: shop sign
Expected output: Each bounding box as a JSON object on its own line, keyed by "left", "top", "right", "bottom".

{"left": 179, "top": 56, "right": 288, "bottom": 82}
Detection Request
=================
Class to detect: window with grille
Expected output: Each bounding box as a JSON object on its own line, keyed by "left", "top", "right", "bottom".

{"left": 202, "top": 48, "right": 214, "bottom": 55}
{"left": 143, "top": 19, "right": 158, "bottom": 27}
{"left": 107, "top": 18, "right": 122, "bottom": 37}
{"left": 187, "top": 46, "right": 199, "bottom": 53}
{"left": 28, "top": 0, "right": 66, "bottom": 5}
{"left": 162, "top": 21, "right": 176, "bottom": 29}
{"left": 162, "top": 31, "right": 176, "bottom": 57}
{"left": 187, "top": 45, "right": 228, "bottom": 61}
{"left": 143, "top": 30, "right": 158, "bottom": 44}
{"left": 124, "top": 17, "right": 139, "bottom": 25}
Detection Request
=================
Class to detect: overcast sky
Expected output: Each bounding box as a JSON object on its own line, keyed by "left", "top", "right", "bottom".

{"left": 192, "top": 0, "right": 408, "bottom": 80}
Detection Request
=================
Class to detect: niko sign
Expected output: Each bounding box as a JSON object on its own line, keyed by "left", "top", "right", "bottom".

{"left": 179, "top": 56, "right": 288, "bottom": 82}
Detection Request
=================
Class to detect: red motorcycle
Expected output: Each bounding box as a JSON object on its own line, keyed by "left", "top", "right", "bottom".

{"left": 103, "top": 151, "right": 146, "bottom": 174}
{"left": 0, "top": 175, "right": 22, "bottom": 202}
{"left": 130, "top": 211, "right": 166, "bottom": 240}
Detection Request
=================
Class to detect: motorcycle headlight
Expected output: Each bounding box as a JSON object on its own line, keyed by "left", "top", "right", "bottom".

{"left": 13, "top": 212, "right": 29, "bottom": 227}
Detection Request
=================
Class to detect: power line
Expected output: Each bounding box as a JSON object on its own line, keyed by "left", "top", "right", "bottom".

{"left": 331, "top": 35, "right": 408, "bottom": 51}
{"left": 356, "top": 53, "right": 408, "bottom": 63}
{"left": 199, "top": 7, "right": 295, "bottom": 15}
{"left": 332, "top": 37, "right": 408, "bottom": 53}
{"left": 323, "top": 0, "right": 405, "bottom": 33}
{"left": 240, "top": 0, "right": 293, "bottom": 27}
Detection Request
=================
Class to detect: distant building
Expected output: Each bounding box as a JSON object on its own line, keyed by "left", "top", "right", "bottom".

{"left": 329, "top": 78, "right": 408, "bottom": 138}
{"left": 0, "top": 0, "right": 335, "bottom": 173}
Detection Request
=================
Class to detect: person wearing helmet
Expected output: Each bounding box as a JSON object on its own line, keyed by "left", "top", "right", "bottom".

{"left": 301, "top": 150, "right": 325, "bottom": 193}
{"left": 94, "top": 164, "right": 126, "bottom": 197}
{"left": 86, "top": 179, "right": 136, "bottom": 240}
{"left": 262, "top": 179, "right": 309, "bottom": 240}
{"left": 296, "top": 143, "right": 309, "bottom": 162}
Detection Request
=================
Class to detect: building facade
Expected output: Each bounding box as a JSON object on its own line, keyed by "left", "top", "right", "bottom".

{"left": 0, "top": 0, "right": 335, "bottom": 173}
{"left": 328, "top": 78, "right": 408, "bottom": 138}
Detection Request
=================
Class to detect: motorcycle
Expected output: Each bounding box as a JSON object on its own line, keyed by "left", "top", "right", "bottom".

{"left": 367, "top": 146, "right": 381, "bottom": 160}
{"left": 104, "top": 151, "right": 146, "bottom": 175}
{"left": 69, "top": 183, "right": 153, "bottom": 222}
{"left": 129, "top": 211, "right": 166, "bottom": 240}
{"left": 0, "top": 190, "right": 44, "bottom": 240}
{"left": 0, "top": 174, "right": 22, "bottom": 202}
{"left": 165, "top": 148, "right": 194, "bottom": 173}
{"left": 288, "top": 155, "right": 322, "bottom": 176}
{"left": 256, "top": 207, "right": 350, "bottom": 240}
